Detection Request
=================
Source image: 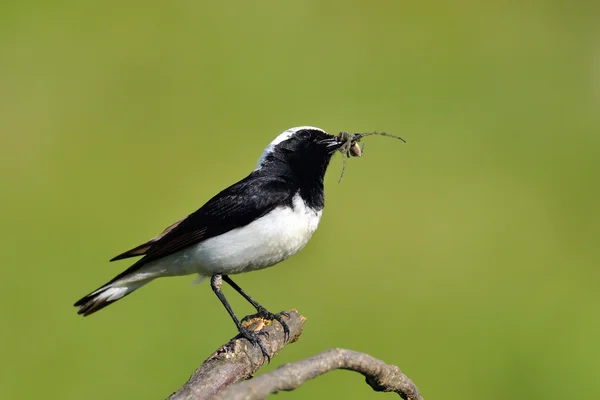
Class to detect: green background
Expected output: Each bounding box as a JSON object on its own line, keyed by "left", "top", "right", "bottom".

{"left": 2, "top": 1, "right": 599, "bottom": 399}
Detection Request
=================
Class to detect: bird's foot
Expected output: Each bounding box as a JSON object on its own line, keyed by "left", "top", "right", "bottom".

{"left": 236, "top": 326, "right": 271, "bottom": 362}
{"left": 254, "top": 307, "right": 291, "bottom": 342}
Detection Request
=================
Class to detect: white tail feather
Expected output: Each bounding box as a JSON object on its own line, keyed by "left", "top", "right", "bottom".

{"left": 76, "top": 280, "right": 151, "bottom": 316}
{"left": 101, "top": 286, "right": 132, "bottom": 302}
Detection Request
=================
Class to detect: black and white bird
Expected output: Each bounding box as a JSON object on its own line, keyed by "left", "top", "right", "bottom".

{"left": 75, "top": 126, "right": 361, "bottom": 355}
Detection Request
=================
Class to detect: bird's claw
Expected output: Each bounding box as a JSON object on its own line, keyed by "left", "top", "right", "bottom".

{"left": 236, "top": 326, "right": 271, "bottom": 363}
{"left": 255, "top": 307, "right": 291, "bottom": 342}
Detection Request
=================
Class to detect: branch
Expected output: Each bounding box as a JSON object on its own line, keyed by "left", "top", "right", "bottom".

{"left": 168, "top": 309, "right": 306, "bottom": 400}
{"left": 168, "top": 310, "right": 423, "bottom": 400}
{"left": 211, "top": 348, "right": 423, "bottom": 400}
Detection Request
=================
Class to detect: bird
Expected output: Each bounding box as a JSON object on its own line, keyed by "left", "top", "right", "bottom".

{"left": 74, "top": 126, "right": 360, "bottom": 357}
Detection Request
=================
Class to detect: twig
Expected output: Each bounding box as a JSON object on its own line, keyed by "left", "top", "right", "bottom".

{"left": 168, "top": 309, "right": 305, "bottom": 400}
{"left": 211, "top": 348, "right": 423, "bottom": 400}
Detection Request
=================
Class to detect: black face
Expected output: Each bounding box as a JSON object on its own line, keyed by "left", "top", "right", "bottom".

{"left": 260, "top": 129, "right": 340, "bottom": 176}
{"left": 278, "top": 128, "right": 338, "bottom": 157}
{"left": 256, "top": 128, "right": 343, "bottom": 209}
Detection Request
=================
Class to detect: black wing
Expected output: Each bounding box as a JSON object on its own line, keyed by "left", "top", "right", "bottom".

{"left": 110, "top": 217, "right": 186, "bottom": 261}
{"left": 107, "top": 174, "right": 295, "bottom": 283}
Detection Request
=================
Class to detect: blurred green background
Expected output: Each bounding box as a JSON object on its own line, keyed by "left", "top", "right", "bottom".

{"left": 2, "top": 1, "right": 599, "bottom": 399}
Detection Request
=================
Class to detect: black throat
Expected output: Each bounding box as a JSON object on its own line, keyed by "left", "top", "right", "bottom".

{"left": 256, "top": 147, "right": 335, "bottom": 210}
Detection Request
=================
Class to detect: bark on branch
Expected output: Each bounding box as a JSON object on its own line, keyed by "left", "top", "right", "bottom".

{"left": 168, "top": 310, "right": 423, "bottom": 400}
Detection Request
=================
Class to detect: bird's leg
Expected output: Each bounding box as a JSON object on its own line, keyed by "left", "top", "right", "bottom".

{"left": 210, "top": 274, "right": 270, "bottom": 361}
{"left": 222, "top": 275, "right": 290, "bottom": 342}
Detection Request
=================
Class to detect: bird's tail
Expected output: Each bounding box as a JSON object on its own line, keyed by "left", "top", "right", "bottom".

{"left": 74, "top": 279, "right": 151, "bottom": 316}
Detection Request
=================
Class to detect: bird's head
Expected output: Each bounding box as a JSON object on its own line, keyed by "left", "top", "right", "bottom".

{"left": 255, "top": 126, "right": 348, "bottom": 177}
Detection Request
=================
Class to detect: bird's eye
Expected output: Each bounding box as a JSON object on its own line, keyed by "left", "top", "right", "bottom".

{"left": 297, "top": 130, "right": 312, "bottom": 140}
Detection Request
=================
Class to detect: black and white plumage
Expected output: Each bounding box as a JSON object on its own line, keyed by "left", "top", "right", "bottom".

{"left": 74, "top": 126, "right": 350, "bottom": 353}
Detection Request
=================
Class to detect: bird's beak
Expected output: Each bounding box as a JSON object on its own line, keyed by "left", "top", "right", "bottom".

{"left": 326, "top": 133, "right": 365, "bottom": 155}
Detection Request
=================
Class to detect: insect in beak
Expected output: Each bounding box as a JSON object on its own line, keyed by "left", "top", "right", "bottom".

{"left": 336, "top": 131, "right": 405, "bottom": 183}
{"left": 349, "top": 141, "right": 362, "bottom": 157}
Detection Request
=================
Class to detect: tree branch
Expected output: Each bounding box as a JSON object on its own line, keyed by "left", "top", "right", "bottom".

{"left": 211, "top": 348, "right": 423, "bottom": 400}
{"left": 168, "top": 310, "right": 423, "bottom": 400}
{"left": 168, "top": 309, "right": 306, "bottom": 400}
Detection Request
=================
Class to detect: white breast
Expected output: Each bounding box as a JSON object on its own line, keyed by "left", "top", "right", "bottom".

{"left": 195, "top": 193, "right": 322, "bottom": 274}
{"left": 141, "top": 193, "right": 322, "bottom": 279}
